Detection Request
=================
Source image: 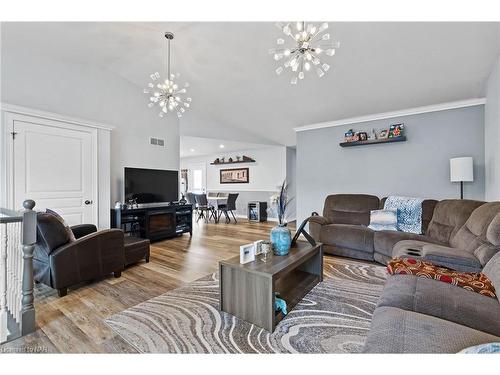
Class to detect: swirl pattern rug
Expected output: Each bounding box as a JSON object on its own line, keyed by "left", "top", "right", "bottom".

{"left": 106, "top": 258, "right": 387, "bottom": 353}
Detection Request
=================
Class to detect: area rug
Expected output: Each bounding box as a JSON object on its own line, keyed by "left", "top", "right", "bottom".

{"left": 105, "top": 258, "right": 387, "bottom": 353}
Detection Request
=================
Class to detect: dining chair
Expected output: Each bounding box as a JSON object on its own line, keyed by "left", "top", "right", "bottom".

{"left": 217, "top": 193, "right": 239, "bottom": 223}
{"left": 194, "top": 193, "right": 215, "bottom": 223}
{"left": 186, "top": 192, "right": 198, "bottom": 219}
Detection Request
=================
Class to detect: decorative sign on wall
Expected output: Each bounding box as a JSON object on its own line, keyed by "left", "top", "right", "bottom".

{"left": 220, "top": 168, "right": 249, "bottom": 184}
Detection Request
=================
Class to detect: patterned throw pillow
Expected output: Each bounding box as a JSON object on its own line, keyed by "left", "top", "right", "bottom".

{"left": 460, "top": 342, "right": 500, "bottom": 354}
{"left": 368, "top": 209, "right": 398, "bottom": 231}
{"left": 387, "top": 257, "right": 497, "bottom": 298}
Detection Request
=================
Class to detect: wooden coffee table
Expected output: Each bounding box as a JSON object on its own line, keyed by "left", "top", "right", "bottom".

{"left": 219, "top": 241, "right": 323, "bottom": 332}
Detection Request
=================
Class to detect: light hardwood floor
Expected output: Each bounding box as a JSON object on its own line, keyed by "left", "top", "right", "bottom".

{"left": 0, "top": 219, "right": 351, "bottom": 353}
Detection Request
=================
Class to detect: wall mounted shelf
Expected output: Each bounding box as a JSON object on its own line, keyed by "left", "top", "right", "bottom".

{"left": 210, "top": 160, "right": 256, "bottom": 165}
{"left": 339, "top": 136, "right": 406, "bottom": 148}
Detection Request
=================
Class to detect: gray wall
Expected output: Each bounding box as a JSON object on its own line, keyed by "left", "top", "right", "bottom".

{"left": 485, "top": 55, "right": 500, "bottom": 201}
{"left": 296, "top": 106, "right": 485, "bottom": 223}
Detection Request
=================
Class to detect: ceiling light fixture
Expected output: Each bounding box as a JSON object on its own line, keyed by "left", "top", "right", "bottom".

{"left": 190, "top": 148, "right": 195, "bottom": 152}
{"left": 270, "top": 22, "right": 340, "bottom": 84}
{"left": 144, "top": 32, "right": 191, "bottom": 118}
{"left": 219, "top": 144, "right": 225, "bottom": 149}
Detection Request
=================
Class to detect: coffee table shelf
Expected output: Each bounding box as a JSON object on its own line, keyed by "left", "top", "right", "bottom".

{"left": 219, "top": 242, "right": 323, "bottom": 332}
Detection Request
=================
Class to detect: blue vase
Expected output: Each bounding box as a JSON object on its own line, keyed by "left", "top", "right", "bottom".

{"left": 270, "top": 224, "right": 291, "bottom": 256}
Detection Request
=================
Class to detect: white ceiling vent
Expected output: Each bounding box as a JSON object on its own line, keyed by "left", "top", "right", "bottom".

{"left": 150, "top": 137, "right": 165, "bottom": 147}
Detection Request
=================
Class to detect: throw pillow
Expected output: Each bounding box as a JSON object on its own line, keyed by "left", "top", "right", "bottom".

{"left": 45, "top": 209, "right": 76, "bottom": 242}
{"left": 387, "top": 257, "right": 497, "bottom": 298}
{"left": 368, "top": 209, "right": 398, "bottom": 231}
{"left": 460, "top": 342, "right": 500, "bottom": 354}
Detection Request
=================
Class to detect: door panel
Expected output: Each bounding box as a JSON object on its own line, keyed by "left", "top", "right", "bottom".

{"left": 13, "top": 120, "right": 95, "bottom": 225}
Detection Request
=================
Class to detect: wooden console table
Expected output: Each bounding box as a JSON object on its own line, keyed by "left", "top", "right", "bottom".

{"left": 219, "top": 242, "right": 323, "bottom": 332}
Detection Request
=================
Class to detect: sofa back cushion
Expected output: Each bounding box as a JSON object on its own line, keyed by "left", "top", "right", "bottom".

{"left": 450, "top": 202, "right": 500, "bottom": 265}
{"left": 426, "top": 199, "right": 484, "bottom": 245}
{"left": 35, "top": 212, "right": 71, "bottom": 257}
{"left": 380, "top": 197, "right": 438, "bottom": 234}
{"left": 323, "top": 194, "right": 380, "bottom": 226}
{"left": 482, "top": 251, "right": 500, "bottom": 304}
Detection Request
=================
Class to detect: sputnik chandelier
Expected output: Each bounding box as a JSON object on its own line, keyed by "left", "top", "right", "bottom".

{"left": 144, "top": 32, "right": 191, "bottom": 118}
{"left": 270, "top": 22, "right": 340, "bottom": 84}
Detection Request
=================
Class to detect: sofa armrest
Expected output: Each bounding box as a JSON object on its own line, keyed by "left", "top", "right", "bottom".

{"left": 70, "top": 224, "right": 97, "bottom": 239}
{"left": 49, "top": 229, "right": 125, "bottom": 289}
{"left": 308, "top": 214, "right": 331, "bottom": 242}
{"left": 308, "top": 215, "right": 331, "bottom": 226}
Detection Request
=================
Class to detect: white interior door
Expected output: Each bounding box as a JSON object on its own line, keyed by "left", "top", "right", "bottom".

{"left": 187, "top": 162, "right": 206, "bottom": 194}
{"left": 11, "top": 117, "right": 96, "bottom": 225}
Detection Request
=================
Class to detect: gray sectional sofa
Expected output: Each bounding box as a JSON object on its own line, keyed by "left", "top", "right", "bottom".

{"left": 309, "top": 194, "right": 500, "bottom": 272}
{"left": 309, "top": 194, "right": 500, "bottom": 353}
{"left": 363, "top": 251, "right": 500, "bottom": 353}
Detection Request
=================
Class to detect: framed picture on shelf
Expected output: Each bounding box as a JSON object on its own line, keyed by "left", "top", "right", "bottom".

{"left": 220, "top": 168, "right": 249, "bottom": 184}
{"left": 378, "top": 129, "right": 389, "bottom": 139}
{"left": 358, "top": 132, "right": 368, "bottom": 141}
{"left": 388, "top": 123, "right": 404, "bottom": 138}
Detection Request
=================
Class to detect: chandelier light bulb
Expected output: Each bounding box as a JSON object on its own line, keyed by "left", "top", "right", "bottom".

{"left": 144, "top": 31, "right": 191, "bottom": 119}
{"left": 270, "top": 22, "right": 339, "bottom": 84}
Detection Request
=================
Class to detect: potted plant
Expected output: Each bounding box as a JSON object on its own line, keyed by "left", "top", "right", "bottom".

{"left": 270, "top": 181, "right": 293, "bottom": 256}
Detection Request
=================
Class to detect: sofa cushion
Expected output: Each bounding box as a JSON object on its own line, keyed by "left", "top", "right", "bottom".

{"left": 322, "top": 194, "right": 380, "bottom": 226}
{"left": 320, "top": 224, "right": 374, "bottom": 253}
{"left": 362, "top": 306, "right": 500, "bottom": 353}
{"left": 487, "top": 213, "right": 500, "bottom": 246}
{"left": 483, "top": 252, "right": 500, "bottom": 304}
{"left": 374, "top": 231, "right": 438, "bottom": 258}
{"left": 377, "top": 275, "right": 500, "bottom": 336}
{"left": 426, "top": 199, "right": 484, "bottom": 245}
{"left": 393, "top": 240, "right": 482, "bottom": 272}
{"left": 450, "top": 202, "right": 500, "bottom": 266}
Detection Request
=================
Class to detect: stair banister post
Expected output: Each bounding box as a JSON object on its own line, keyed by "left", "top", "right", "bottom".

{"left": 20, "top": 199, "right": 36, "bottom": 336}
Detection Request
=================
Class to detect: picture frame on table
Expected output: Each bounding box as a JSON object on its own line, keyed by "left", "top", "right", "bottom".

{"left": 253, "top": 240, "right": 264, "bottom": 255}
{"left": 240, "top": 243, "right": 255, "bottom": 264}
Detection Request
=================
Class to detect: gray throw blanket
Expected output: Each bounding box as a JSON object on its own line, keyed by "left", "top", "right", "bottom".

{"left": 384, "top": 196, "right": 424, "bottom": 234}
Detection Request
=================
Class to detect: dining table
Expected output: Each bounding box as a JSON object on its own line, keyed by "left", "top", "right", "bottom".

{"left": 207, "top": 196, "right": 228, "bottom": 223}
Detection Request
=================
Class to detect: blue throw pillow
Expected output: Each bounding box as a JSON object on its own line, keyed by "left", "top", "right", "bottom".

{"left": 368, "top": 209, "right": 398, "bottom": 231}
{"left": 460, "top": 342, "right": 500, "bottom": 354}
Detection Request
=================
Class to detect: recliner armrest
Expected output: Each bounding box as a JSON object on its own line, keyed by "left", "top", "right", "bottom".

{"left": 70, "top": 224, "right": 98, "bottom": 239}
{"left": 308, "top": 215, "right": 331, "bottom": 226}
{"left": 49, "top": 229, "right": 125, "bottom": 289}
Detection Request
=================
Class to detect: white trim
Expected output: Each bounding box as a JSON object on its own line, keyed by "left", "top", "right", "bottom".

{"left": 294, "top": 98, "right": 486, "bottom": 132}
{"left": 0, "top": 103, "right": 115, "bottom": 131}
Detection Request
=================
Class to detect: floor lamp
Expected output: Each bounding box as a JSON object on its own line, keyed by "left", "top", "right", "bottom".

{"left": 450, "top": 157, "right": 474, "bottom": 199}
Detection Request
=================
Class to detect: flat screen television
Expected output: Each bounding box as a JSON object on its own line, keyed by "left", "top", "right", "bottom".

{"left": 124, "top": 167, "right": 179, "bottom": 203}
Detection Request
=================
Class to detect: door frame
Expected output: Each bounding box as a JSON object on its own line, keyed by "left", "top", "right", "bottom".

{"left": 1, "top": 103, "right": 112, "bottom": 225}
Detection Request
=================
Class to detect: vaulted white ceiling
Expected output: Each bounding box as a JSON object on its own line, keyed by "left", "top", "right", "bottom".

{"left": 2, "top": 22, "right": 499, "bottom": 145}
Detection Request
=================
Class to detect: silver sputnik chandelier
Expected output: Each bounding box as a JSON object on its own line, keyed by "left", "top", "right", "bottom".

{"left": 270, "top": 22, "right": 340, "bottom": 84}
{"left": 144, "top": 32, "right": 191, "bottom": 118}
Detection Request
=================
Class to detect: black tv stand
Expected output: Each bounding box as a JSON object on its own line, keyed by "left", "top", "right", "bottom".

{"left": 111, "top": 202, "right": 193, "bottom": 241}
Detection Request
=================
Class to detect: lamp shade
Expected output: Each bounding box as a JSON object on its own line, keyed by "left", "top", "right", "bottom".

{"left": 450, "top": 157, "right": 474, "bottom": 182}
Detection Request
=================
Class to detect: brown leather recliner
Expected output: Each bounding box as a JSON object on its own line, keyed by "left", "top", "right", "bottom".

{"left": 33, "top": 212, "right": 125, "bottom": 297}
